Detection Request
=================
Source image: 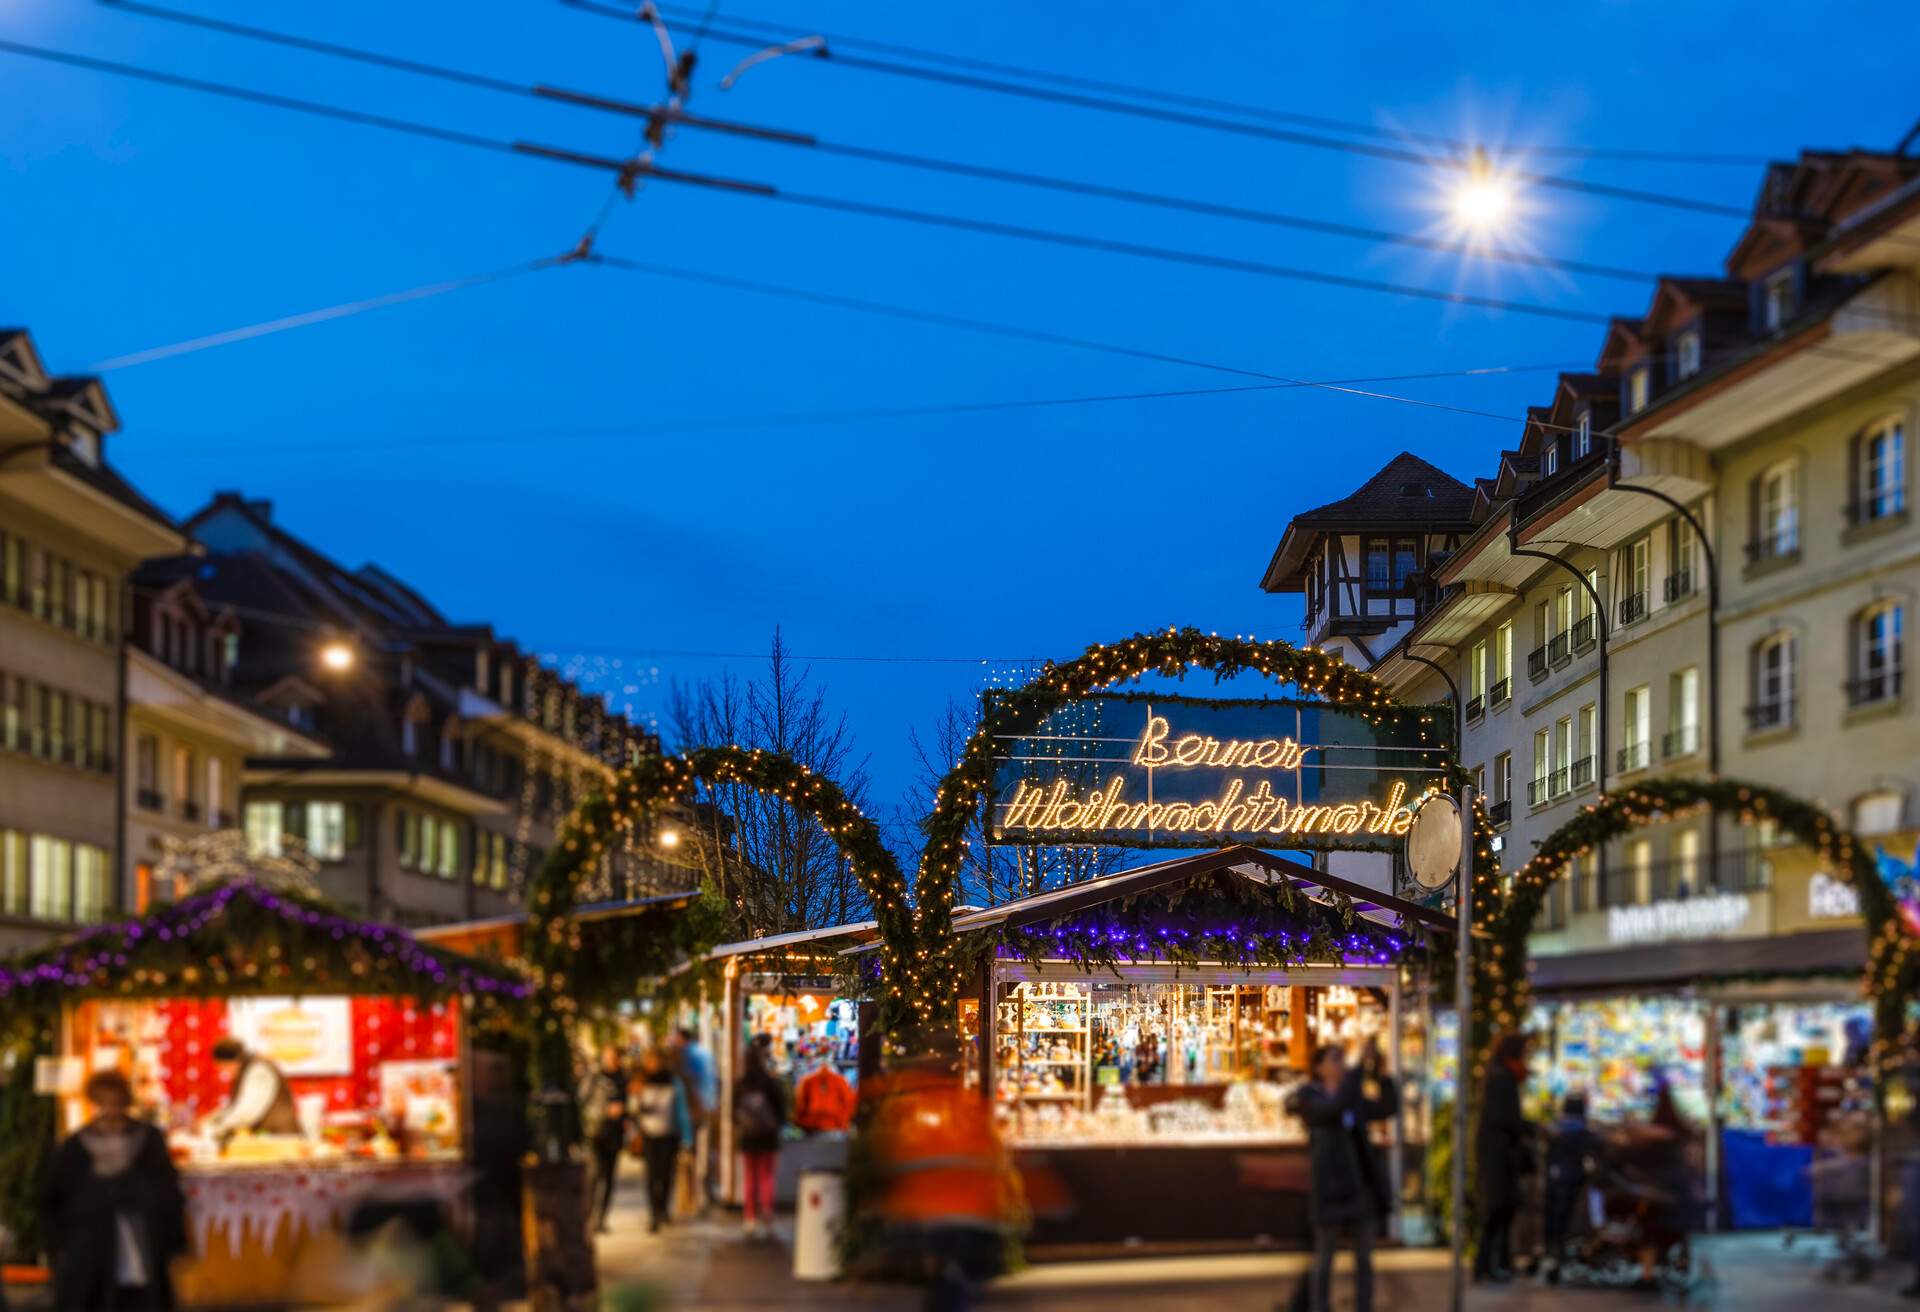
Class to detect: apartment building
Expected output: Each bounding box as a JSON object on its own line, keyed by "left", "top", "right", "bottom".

{"left": 1264, "top": 146, "right": 1920, "bottom": 1218}
{"left": 0, "top": 328, "right": 188, "bottom": 953}
{"left": 122, "top": 563, "right": 329, "bottom": 909}
{"left": 155, "top": 492, "right": 690, "bottom": 927}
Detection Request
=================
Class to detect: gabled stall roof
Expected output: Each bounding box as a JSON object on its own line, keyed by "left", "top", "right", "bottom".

{"left": 942, "top": 845, "right": 1453, "bottom": 937}
{"left": 708, "top": 919, "right": 880, "bottom": 960}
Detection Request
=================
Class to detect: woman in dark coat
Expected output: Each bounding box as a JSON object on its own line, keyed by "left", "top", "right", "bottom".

{"left": 732, "top": 1034, "right": 789, "bottom": 1240}
{"left": 1473, "top": 1031, "right": 1533, "bottom": 1283}
{"left": 1286, "top": 1041, "right": 1398, "bottom": 1312}
{"left": 44, "top": 1069, "right": 189, "bottom": 1311}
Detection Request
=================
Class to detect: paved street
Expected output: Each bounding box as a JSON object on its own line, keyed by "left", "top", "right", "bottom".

{"left": 588, "top": 1165, "right": 1917, "bottom": 1311}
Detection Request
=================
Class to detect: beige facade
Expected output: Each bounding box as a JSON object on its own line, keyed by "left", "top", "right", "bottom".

{"left": 0, "top": 329, "right": 185, "bottom": 953}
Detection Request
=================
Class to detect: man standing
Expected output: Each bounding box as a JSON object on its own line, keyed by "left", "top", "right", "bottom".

{"left": 203, "top": 1037, "right": 300, "bottom": 1140}
{"left": 1286, "top": 1042, "right": 1398, "bottom": 1312}
{"left": 580, "top": 1046, "right": 630, "bottom": 1234}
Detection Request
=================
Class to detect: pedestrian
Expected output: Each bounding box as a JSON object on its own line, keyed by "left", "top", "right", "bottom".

{"left": 582, "top": 1045, "right": 630, "bottom": 1234}
{"left": 1631, "top": 1080, "right": 1695, "bottom": 1288}
{"left": 1473, "top": 1030, "right": 1533, "bottom": 1284}
{"left": 672, "top": 1026, "right": 719, "bottom": 1211}
{"left": 1285, "top": 1040, "right": 1398, "bottom": 1312}
{"left": 1542, "top": 1092, "right": 1599, "bottom": 1281}
{"left": 43, "top": 1068, "right": 189, "bottom": 1311}
{"left": 633, "top": 1047, "right": 691, "bottom": 1233}
{"left": 733, "top": 1033, "right": 788, "bottom": 1240}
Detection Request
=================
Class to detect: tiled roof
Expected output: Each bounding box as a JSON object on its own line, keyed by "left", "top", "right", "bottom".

{"left": 1287, "top": 452, "right": 1476, "bottom": 528}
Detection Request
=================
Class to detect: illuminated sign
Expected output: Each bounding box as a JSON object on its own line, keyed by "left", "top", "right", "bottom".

{"left": 987, "top": 692, "right": 1448, "bottom": 849}
{"left": 1606, "top": 894, "right": 1750, "bottom": 946}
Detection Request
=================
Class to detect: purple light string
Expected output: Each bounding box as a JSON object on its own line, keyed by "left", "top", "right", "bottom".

{"left": 0, "top": 879, "right": 530, "bottom": 1001}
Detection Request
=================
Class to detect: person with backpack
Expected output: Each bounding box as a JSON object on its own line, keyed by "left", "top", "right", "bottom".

{"left": 733, "top": 1034, "right": 789, "bottom": 1240}
{"left": 633, "top": 1047, "right": 691, "bottom": 1233}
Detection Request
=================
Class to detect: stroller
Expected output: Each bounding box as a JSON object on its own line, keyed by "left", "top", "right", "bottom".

{"left": 1552, "top": 1134, "right": 1715, "bottom": 1301}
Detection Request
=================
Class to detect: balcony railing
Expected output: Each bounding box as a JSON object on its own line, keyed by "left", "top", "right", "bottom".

{"left": 1488, "top": 677, "right": 1512, "bottom": 708}
{"left": 1663, "top": 570, "right": 1695, "bottom": 603}
{"left": 1528, "top": 775, "right": 1553, "bottom": 806}
{"left": 1744, "top": 532, "right": 1800, "bottom": 567}
{"left": 1847, "top": 669, "right": 1904, "bottom": 707}
{"left": 1548, "top": 633, "right": 1571, "bottom": 668}
{"left": 1569, "top": 615, "right": 1597, "bottom": 653}
{"left": 1616, "top": 740, "right": 1651, "bottom": 772}
{"left": 1465, "top": 694, "right": 1485, "bottom": 722}
{"left": 1745, "top": 700, "right": 1795, "bottom": 733}
{"left": 1618, "top": 592, "right": 1649, "bottom": 627}
{"left": 1527, "top": 645, "right": 1549, "bottom": 681}
{"left": 1487, "top": 798, "right": 1511, "bottom": 826}
{"left": 136, "top": 787, "right": 164, "bottom": 812}
{"left": 1569, "top": 754, "right": 1595, "bottom": 789}
{"left": 1662, "top": 724, "right": 1701, "bottom": 759}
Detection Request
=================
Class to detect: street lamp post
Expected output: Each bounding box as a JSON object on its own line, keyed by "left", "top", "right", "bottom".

{"left": 1451, "top": 783, "right": 1475, "bottom": 1312}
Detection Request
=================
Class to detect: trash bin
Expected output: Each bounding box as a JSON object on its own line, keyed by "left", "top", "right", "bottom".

{"left": 792, "top": 1168, "right": 845, "bottom": 1281}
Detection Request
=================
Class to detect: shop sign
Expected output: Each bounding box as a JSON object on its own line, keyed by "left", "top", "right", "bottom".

{"left": 742, "top": 973, "right": 836, "bottom": 993}
{"left": 227, "top": 995, "right": 353, "bottom": 1076}
{"left": 987, "top": 692, "right": 1448, "bottom": 849}
{"left": 1807, "top": 871, "right": 1861, "bottom": 921}
{"left": 1606, "top": 893, "right": 1750, "bottom": 946}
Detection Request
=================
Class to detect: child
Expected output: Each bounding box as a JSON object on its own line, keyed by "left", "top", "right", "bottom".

{"left": 1543, "top": 1093, "right": 1599, "bottom": 1281}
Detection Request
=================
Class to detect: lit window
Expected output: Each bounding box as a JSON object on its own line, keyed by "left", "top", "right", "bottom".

{"left": 308, "top": 801, "right": 348, "bottom": 861}
{"left": 244, "top": 801, "right": 284, "bottom": 857}
{"left": 1573, "top": 412, "right": 1591, "bottom": 460}
{"left": 1675, "top": 329, "right": 1702, "bottom": 380}
{"left": 1544, "top": 443, "right": 1558, "bottom": 476}
{"left": 1627, "top": 367, "right": 1650, "bottom": 414}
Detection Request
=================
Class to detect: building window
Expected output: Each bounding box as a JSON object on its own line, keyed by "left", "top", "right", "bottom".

{"left": 1674, "top": 829, "right": 1702, "bottom": 897}
{"left": 1667, "top": 667, "right": 1700, "bottom": 758}
{"left": 1851, "top": 602, "right": 1905, "bottom": 706}
{"left": 1530, "top": 728, "right": 1550, "bottom": 806}
{"left": 1853, "top": 789, "right": 1906, "bottom": 836}
{"left": 1629, "top": 839, "right": 1654, "bottom": 905}
{"left": 1544, "top": 442, "right": 1559, "bottom": 477}
{"left": 1620, "top": 537, "right": 1650, "bottom": 625}
{"left": 308, "top": 801, "right": 348, "bottom": 861}
{"left": 244, "top": 801, "right": 284, "bottom": 857}
{"left": 1493, "top": 621, "right": 1512, "bottom": 696}
{"left": 1854, "top": 417, "right": 1907, "bottom": 524}
{"left": 1752, "top": 460, "right": 1800, "bottom": 562}
{"left": 1749, "top": 632, "right": 1797, "bottom": 731}
{"left": 1573, "top": 412, "right": 1592, "bottom": 460}
{"left": 1675, "top": 328, "right": 1702, "bottom": 380}
{"left": 1575, "top": 703, "right": 1596, "bottom": 786}
{"left": 1621, "top": 684, "right": 1651, "bottom": 771}
{"left": 206, "top": 757, "right": 222, "bottom": 827}
{"left": 437, "top": 820, "right": 459, "bottom": 878}
{"left": 172, "top": 745, "right": 195, "bottom": 817}
{"left": 401, "top": 715, "right": 418, "bottom": 757}
{"left": 0, "top": 829, "right": 24, "bottom": 917}
{"left": 73, "top": 844, "right": 108, "bottom": 922}
{"left": 30, "top": 835, "right": 73, "bottom": 921}
{"left": 1553, "top": 715, "right": 1572, "bottom": 795}
{"left": 1627, "top": 366, "right": 1650, "bottom": 415}
{"left": 399, "top": 810, "right": 418, "bottom": 869}
{"left": 1762, "top": 267, "right": 1796, "bottom": 332}
{"left": 1362, "top": 537, "right": 1419, "bottom": 597}
{"left": 1469, "top": 640, "right": 1488, "bottom": 704}
{"left": 1493, "top": 751, "right": 1511, "bottom": 806}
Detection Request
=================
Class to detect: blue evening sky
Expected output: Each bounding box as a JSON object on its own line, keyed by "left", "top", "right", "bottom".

{"left": 5, "top": 1, "right": 1911, "bottom": 818}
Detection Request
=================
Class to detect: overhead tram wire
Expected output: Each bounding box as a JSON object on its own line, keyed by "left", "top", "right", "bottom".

{"left": 95, "top": 2, "right": 1659, "bottom": 285}
{"left": 560, "top": 0, "right": 1754, "bottom": 219}
{"left": 623, "top": 0, "right": 1773, "bottom": 168}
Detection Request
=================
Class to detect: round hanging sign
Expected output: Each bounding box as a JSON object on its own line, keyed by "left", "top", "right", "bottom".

{"left": 1407, "top": 793, "right": 1463, "bottom": 891}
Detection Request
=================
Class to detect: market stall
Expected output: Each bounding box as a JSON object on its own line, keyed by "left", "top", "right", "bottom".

{"left": 1526, "top": 928, "right": 1871, "bottom": 1231}
{"left": 0, "top": 875, "right": 527, "bottom": 1306}
{"left": 707, "top": 921, "right": 881, "bottom": 1205}
{"left": 947, "top": 846, "right": 1443, "bottom": 1256}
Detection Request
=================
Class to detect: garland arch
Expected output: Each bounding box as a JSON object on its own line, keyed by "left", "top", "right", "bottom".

{"left": 524, "top": 745, "right": 909, "bottom": 1088}
{"left": 1483, "top": 777, "right": 1902, "bottom": 1061}
{"left": 906, "top": 627, "right": 1445, "bottom": 1028}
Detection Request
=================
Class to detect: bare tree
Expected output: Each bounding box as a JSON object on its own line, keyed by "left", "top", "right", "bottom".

{"left": 906, "top": 696, "right": 1122, "bottom": 908}
{"left": 668, "top": 629, "right": 873, "bottom": 935}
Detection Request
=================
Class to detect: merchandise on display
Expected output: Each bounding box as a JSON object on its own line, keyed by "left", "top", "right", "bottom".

{"left": 1529, "top": 996, "right": 1708, "bottom": 1123}
{"left": 744, "top": 991, "right": 859, "bottom": 1078}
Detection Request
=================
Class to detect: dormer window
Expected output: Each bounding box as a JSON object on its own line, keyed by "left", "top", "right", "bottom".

{"left": 1675, "top": 328, "right": 1702, "bottom": 380}
{"left": 1572, "top": 412, "right": 1592, "bottom": 461}
{"left": 1544, "top": 442, "right": 1559, "bottom": 477}
{"left": 1762, "top": 267, "right": 1796, "bottom": 332}
{"left": 1627, "top": 367, "right": 1651, "bottom": 415}
{"left": 65, "top": 426, "right": 99, "bottom": 468}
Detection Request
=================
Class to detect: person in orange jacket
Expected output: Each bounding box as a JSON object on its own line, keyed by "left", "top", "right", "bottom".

{"left": 793, "top": 1044, "right": 858, "bottom": 1135}
{"left": 859, "top": 1034, "right": 1025, "bottom": 1311}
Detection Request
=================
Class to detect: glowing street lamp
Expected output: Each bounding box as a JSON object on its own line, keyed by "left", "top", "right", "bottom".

{"left": 319, "top": 641, "right": 355, "bottom": 673}
{"left": 1450, "top": 147, "right": 1513, "bottom": 234}
{"left": 657, "top": 827, "right": 681, "bottom": 850}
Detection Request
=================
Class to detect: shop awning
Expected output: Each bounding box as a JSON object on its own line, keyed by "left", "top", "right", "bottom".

{"left": 1527, "top": 927, "right": 1867, "bottom": 996}
{"left": 944, "top": 845, "right": 1453, "bottom": 936}
{"left": 708, "top": 919, "right": 879, "bottom": 961}
{"left": 414, "top": 889, "right": 701, "bottom": 959}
